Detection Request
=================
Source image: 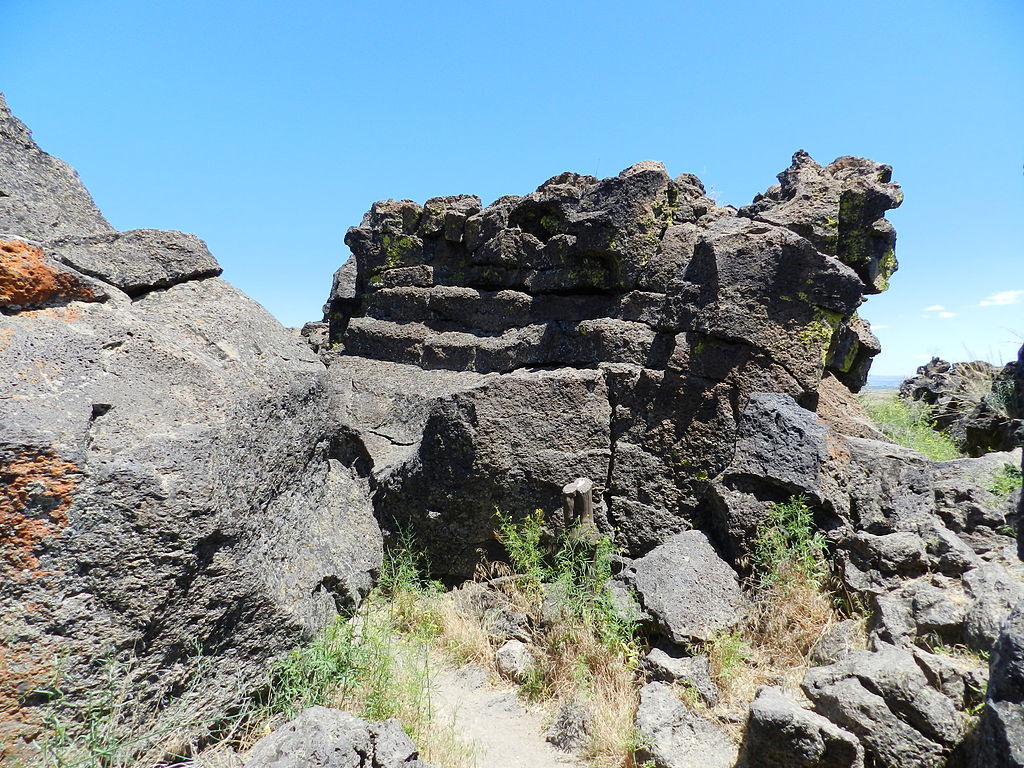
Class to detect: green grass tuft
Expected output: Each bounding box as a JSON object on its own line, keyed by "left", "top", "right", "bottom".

{"left": 860, "top": 393, "right": 962, "bottom": 461}
{"left": 752, "top": 495, "right": 829, "bottom": 590}
{"left": 988, "top": 463, "right": 1023, "bottom": 501}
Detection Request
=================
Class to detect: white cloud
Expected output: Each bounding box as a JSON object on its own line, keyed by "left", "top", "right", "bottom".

{"left": 938, "top": 311, "right": 957, "bottom": 318}
{"left": 980, "top": 289, "right": 1024, "bottom": 307}
{"left": 873, "top": 324, "right": 888, "bottom": 330}
{"left": 916, "top": 353, "right": 931, "bottom": 359}
{"left": 924, "top": 304, "right": 944, "bottom": 311}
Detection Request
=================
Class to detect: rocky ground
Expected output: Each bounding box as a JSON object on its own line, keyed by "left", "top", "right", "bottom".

{"left": 901, "top": 356, "right": 1024, "bottom": 456}
{"left": 1, "top": 91, "right": 1022, "bottom": 767}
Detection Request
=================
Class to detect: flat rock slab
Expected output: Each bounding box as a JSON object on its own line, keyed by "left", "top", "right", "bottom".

{"left": 619, "top": 530, "right": 747, "bottom": 644}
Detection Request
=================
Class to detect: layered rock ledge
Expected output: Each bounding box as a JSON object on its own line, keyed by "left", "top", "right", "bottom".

{"left": 321, "top": 152, "right": 902, "bottom": 570}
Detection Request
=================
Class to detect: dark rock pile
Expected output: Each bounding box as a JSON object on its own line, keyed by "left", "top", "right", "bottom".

{"left": 900, "top": 355, "right": 1024, "bottom": 456}
{"left": 319, "top": 154, "right": 1024, "bottom": 767}
{"left": 321, "top": 152, "right": 901, "bottom": 573}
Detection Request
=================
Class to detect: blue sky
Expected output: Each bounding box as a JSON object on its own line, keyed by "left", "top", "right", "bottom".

{"left": 4, "top": 0, "right": 1022, "bottom": 376}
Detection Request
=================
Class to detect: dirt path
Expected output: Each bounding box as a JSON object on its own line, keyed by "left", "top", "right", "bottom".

{"left": 431, "top": 664, "right": 580, "bottom": 768}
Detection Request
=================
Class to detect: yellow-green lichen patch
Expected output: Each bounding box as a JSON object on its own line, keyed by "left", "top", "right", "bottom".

{"left": 380, "top": 234, "right": 418, "bottom": 270}
{"left": 796, "top": 308, "right": 843, "bottom": 366}
{"left": 874, "top": 247, "right": 897, "bottom": 291}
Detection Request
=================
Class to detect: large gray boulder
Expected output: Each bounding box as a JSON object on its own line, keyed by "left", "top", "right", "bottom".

{"left": 50, "top": 228, "right": 222, "bottom": 295}
{"left": 634, "top": 682, "right": 737, "bottom": 768}
{"left": 617, "top": 530, "right": 747, "bottom": 644}
{"left": 802, "top": 645, "right": 968, "bottom": 768}
{"left": 242, "top": 707, "right": 434, "bottom": 768}
{"left": 740, "top": 686, "right": 863, "bottom": 768}
{"left": 0, "top": 95, "right": 381, "bottom": 761}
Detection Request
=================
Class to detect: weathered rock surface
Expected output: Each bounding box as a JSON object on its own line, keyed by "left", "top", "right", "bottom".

{"left": 322, "top": 151, "right": 903, "bottom": 571}
{"left": 740, "top": 686, "right": 863, "bottom": 768}
{"left": 50, "top": 228, "right": 223, "bottom": 295}
{"left": 0, "top": 94, "right": 113, "bottom": 240}
{"left": 802, "top": 645, "right": 968, "bottom": 768}
{"left": 0, "top": 95, "right": 381, "bottom": 760}
{"left": 642, "top": 646, "right": 719, "bottom": 706}
{"left": 545, "top": 697, "right": 592, "bottom": 753}
{"left": 634, "top": 682, "right": 737, "bottom": 768}
{"left": 617, "top": 530, "right": 747, "bottom": 644}
{"left": 809, "top": 620, "right": 866, "bottom": 667}
{"left": 973, "top": 602, "right": 1024, "bottom": 768}
{"left": 495, "top": 639, "right": 533, "bottom": 682}
{"left": 242, "top": 707, "right": 434, "bottom": 768}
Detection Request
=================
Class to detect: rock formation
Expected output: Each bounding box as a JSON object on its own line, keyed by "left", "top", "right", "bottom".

{"left": 4, "top": 91, "right": 1023, "bottom": 767}
{"left": 322, "top": 152, "right": 902, "bottom": 574}
{"left": 0, "top": 94, "right": 381, "bottom": 760}
{"left": 317, "top": 150, "right": 1024, "bottom": 767}
{"left": 901, "top": 355, "right": 1024, "bottom": 456}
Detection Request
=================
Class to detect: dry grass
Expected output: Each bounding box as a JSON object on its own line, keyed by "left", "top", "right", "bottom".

{"left": 692, "top": 569, "right": 851, "bottom": 742}
{"left": 686, "top": 498, "right": 867, "bottom": 737}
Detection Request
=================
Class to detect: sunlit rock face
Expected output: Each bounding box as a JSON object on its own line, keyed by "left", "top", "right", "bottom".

{"left": 322, "top": 151, "right": 902, "bottom": 571}
{"left": 0, "top": 93, "right": 382, "bottom": 761}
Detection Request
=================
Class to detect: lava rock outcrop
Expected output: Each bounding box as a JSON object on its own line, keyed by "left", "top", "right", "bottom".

{"left": 0, "top": 94, "right": 381, "bottom": 760}
{"left": 323, "top": 152, "right": 902, "bottom": 571}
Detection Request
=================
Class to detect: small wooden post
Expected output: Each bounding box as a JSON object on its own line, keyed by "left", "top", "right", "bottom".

{"left": 561, "top": 477, "right": 594, "bottom": 527}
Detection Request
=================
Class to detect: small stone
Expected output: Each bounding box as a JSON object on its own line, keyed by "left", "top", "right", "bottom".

{"left": 546, "top": 698, "right": 592, "bottom": 752}
{"left": 809, "top": 620, "right": 865, "bottom": 667}
{"left": 495, "top": 639, "right": 533, "bottom": 682}
{"left": 642, "top": 646, "right": 719, "bottom": 706}
{"left": 634, "top": 682, "right": 737, "bottom": 768}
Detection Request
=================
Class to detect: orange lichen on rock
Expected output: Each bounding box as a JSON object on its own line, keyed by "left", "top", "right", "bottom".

{"left": 0, "top": 448, "right": 79, "bottom": 580}
{"left": 0, "top": 239, "right": 96, "bottom": 311}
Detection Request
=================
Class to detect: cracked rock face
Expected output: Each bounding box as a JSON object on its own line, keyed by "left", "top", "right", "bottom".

{"left": 324, "top": 152, "right": 901, "bottom": 572}
{"left": 0, "top": 95, "right": 382, "bottom": 761}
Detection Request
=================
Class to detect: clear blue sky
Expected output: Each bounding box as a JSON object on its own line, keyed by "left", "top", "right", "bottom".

{"left": 5, "top": 0, "right": 1022, "bottom": 376}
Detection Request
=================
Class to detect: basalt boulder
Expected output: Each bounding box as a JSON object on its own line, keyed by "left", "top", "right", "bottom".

{"left": 0, "top": 95, "right": 382, "bottom": 761}
{"left": 973, "top": 603, "right": 1024, "bottom": 768}
{"left": 900, "top": 355, "right": 1024, "bottom": 457}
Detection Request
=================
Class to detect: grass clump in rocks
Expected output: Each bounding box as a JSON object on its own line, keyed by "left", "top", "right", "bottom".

{"left": 861, "top": 392, "right": 962, "bottom": 461}
{"left": 698, "top": 496, "right": 862, "bottom": 718}
{"left": 489, "top": 509, "right": 643, "bottom": 767}
{"left": 258, "top": 533, "right": 476, "bottom": 768}
{"left": 988, "top": 462, "right": 1023, "bottom": 501}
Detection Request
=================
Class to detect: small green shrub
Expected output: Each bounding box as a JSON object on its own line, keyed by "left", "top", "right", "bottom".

{"left": 861, "top": 393, "right": 962, "bottom": 461}
{"left": 493, "top": 509, "right": 641, "bottom": 762}
{"left": 494, "top": 509, "right": 639, "bottom": 659}
{"left": 752, "top": 496, "right": 828, "bottom": 590}
{"left": 494, "top": 508, "right": 547, "bottom": 593}
{"left": 988, "top": 463, "right": 1023, "bottom": 501}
